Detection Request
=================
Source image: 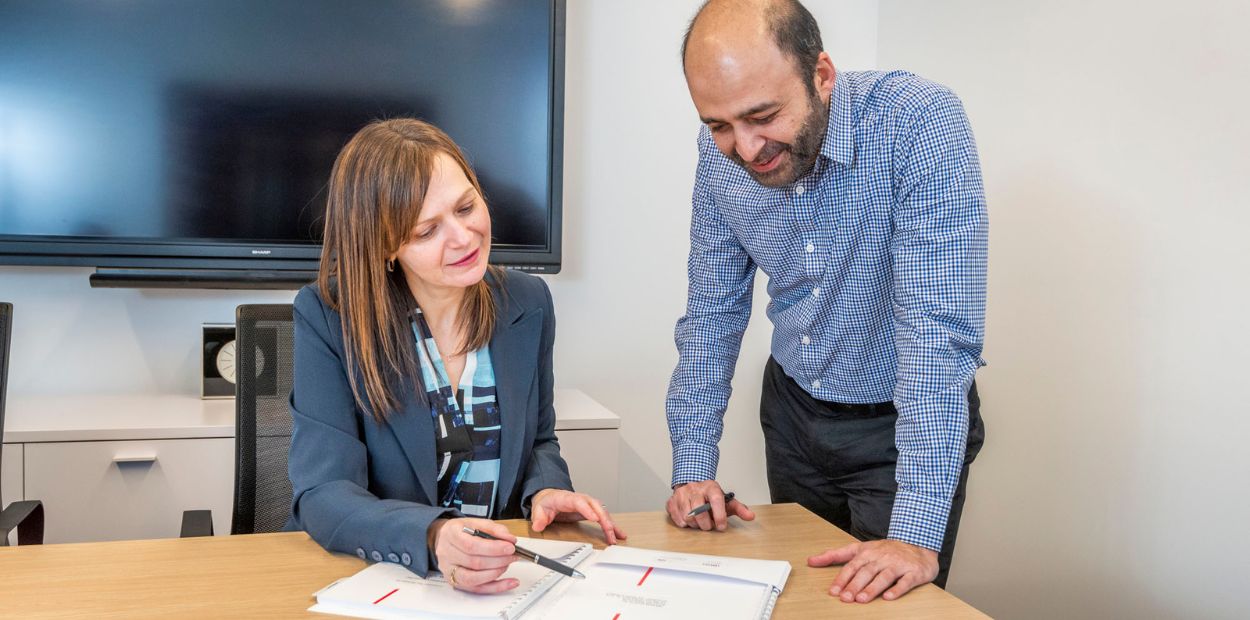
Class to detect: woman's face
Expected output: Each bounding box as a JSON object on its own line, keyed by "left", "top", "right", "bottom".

{"left": 393, "top": 152, "right": 491, "bottom": 299}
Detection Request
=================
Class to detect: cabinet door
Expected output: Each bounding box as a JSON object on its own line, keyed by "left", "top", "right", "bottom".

{"left": 2, "top": 443, "right": 21, "bottom": 545}
{"left": 24, "top": 438, "right": 234, "bottom": 543}
{"left": 555, "top": 429, "right": 619, "bottom": 508}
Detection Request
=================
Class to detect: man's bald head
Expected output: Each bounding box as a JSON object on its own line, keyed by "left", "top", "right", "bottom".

{"left": 681, "top": 0, "right": 824, "bottom": 96}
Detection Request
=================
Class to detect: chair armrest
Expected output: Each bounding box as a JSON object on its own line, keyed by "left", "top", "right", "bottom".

{"left": 180, "top": 509, "right": 215, "bottom": 537}
{"left": 0, "top": 500, "right": 45, "bottom": 546}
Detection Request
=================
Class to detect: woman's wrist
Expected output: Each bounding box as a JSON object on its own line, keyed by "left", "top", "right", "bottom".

{"left": 428, "top": 518, "right": 447, "bottom": 552}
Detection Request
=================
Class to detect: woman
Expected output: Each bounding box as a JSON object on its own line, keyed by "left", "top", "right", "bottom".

{"left": 288, "top": 118, "right": 624, "bottom": 594}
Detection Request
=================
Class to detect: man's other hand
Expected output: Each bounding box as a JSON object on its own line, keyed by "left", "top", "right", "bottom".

{"left": 808, "top": 539, "right": 939, "bottom": 603}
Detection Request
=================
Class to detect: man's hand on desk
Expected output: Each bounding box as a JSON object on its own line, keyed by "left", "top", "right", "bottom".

{"left": 529, "top": 488, "right": 628, "bottom": 545}
{"left": 808, "top": 539, "right": 938, "bottom": 603}
{"left": 665, "top": 480, "right": 756, "bottom": 531}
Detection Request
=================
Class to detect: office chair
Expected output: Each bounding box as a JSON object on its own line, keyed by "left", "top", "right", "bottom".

{"left": 182, "top": 304, "right": 295, "bottom": 537}
{"left": 0, "top": 302, "right": 44, "bottom": 546}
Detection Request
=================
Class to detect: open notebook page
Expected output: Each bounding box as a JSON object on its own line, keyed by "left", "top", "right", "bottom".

{"left": 526, "top": 545, "right": 791, "bottom": 620}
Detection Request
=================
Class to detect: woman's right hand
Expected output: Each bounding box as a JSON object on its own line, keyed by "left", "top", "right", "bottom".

{"left": 429, "top": 517, "right": 520, "bottom": 593}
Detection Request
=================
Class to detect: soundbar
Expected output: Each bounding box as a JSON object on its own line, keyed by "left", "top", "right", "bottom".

{"left": 90, "top": 268, "right": 318, "bottom": 290}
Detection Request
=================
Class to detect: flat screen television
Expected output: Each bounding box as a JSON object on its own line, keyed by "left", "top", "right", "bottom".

{"left": 0, "top": 0, "right": 565, "bottom": 288}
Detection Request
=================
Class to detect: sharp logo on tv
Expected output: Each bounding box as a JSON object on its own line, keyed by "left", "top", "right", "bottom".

{"left": 251, "top": 250, "right": 272, "bottom": 256}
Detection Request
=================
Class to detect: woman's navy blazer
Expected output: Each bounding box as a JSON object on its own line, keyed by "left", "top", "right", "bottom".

{"left": 287, "top": 270, "right": 573, "bottom": 576}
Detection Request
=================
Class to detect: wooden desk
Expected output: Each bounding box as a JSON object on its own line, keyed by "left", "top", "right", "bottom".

{"left": 0, "top": 504, "right": 987, "bottom": 618}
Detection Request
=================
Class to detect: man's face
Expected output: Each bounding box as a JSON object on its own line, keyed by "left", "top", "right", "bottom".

{"left": 686, "top": 42, "right": 831, "bottom": 187}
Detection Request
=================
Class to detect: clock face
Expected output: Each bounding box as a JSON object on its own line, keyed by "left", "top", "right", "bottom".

{"left": 216, "top": 339, "right": 237, "bottom": 384}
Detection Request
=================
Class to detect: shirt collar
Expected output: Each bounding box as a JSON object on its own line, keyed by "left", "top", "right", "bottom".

{"left": 821, "top": 71, "right": 854, "bottom": 167}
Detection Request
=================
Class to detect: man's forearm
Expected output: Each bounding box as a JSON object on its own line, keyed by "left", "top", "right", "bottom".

{"left": 887, "top": 379, "right": 974, "bottom": 551}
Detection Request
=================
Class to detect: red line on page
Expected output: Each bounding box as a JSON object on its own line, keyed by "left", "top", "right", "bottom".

{"left": 637, "top": 566, "right": 654, "bottom": 586}
{"left": 612, "top": 614, "right": 621, "bottom": 620}
{"left": 373, "top": 588, "right": 399, "bottom": 604}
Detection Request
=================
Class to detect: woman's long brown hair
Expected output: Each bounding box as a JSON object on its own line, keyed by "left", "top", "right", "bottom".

{"left": 318, "top": 118, "right": 499, "bottom": 422}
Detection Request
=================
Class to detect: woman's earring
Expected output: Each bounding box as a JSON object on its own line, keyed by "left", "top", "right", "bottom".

{"left": 386, "top": 258, "right": 396, "bottom": 272}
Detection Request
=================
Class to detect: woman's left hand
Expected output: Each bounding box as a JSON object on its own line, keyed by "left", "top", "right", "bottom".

{"left": 529, "top": 489, "right": 628, "bottom": 545}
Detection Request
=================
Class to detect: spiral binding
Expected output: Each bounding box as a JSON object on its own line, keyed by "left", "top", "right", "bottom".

{"left": 499, "top": 543, "right": 593, "bottom": 620}
{"left": 759, "top": 586, "right": 782, "bottom": 620}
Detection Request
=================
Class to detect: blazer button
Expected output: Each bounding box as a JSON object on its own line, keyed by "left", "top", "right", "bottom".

{"left": 371, "top": 550, "right": 383, "bottom": 562}
{"left": 401, "top": 553, "right": 412, "bottom": 566}
{"left": 387, "top": 553, "right": 399, "bottom": 563}
{"left": 355, "top": 548, "right": 366, "bottom": 560}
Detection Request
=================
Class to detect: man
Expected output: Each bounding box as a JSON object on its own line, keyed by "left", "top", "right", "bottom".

{"left": 664, "top": 0, "right": 987, "bottom": 604}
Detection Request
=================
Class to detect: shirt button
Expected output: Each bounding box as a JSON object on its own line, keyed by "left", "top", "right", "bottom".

{"left": 811, "top": 379, "right": 822, "bottom": 390}
{"left": 371, "top": 550, "right": 383, "bottom": 562}
{"left": 812, "top": 287, "right": 821, "bottom": 297}
{"left": 794, "top": 185, "right": 805, "bottom": 196}
{"left": 801, "top": 335, "right": 811, "bottom": 345}
{"left": 805, "top": 242, "right": 814, "bottom": 253}
{"left": 355, "top": 548, "right": 366, "bottom": 560}
{"left": 387, "top": 553, "right": 399, "bottom": 563}
{"left": 401, "top": 553, "right": 412, "bottom": 566}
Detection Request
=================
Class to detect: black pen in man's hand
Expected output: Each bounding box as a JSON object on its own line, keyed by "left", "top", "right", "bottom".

{"left": 686, "top": 491, "right": 736, "bottom": 518}
{"left": 462, "top": 527, "right": 586, "bottom": 579}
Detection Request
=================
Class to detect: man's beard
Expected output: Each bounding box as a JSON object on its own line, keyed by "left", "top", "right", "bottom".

{"left": 730, "top": 93, "right": 828, "bottom": 188}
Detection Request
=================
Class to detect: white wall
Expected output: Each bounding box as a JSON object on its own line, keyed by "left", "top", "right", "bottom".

{"left": 548, "top": 0, "right": 878, "bottom": 513}
{"left": 877, "top": 1, "right": 1250, "bottom": 618}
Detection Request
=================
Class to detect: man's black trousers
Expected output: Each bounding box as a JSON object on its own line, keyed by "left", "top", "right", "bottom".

{"left": 759, "top": 356, "right": 985, "bottom": 588}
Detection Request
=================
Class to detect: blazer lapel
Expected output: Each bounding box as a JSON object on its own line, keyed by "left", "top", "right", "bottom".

{"left": 387, "top": 383, "right": 439, "bottom": 504}
{"left": 491, "top": 287, "right": 541, "bottom": 512}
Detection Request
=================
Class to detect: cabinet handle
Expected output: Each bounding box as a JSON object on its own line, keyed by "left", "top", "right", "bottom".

{"left": 112, "top": 454, "right": 158, "bottom": 464}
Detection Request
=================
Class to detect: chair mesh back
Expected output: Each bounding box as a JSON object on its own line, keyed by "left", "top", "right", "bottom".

{"left": 232, "top": 304, "right": 295, "bottom": 535}
{"left": 0, "top": 303, "right": 10, "bottom": 500}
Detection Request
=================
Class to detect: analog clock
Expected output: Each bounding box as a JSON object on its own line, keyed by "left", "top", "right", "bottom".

{"left": 215, "top": 339, "right": 237, "bottom": 384}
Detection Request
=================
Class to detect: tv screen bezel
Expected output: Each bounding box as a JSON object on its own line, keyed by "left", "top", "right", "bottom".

{"left": 0, "top": 0, "right": 565, "bottom": 276}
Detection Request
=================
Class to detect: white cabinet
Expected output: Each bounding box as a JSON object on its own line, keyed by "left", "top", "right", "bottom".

{"left": 2, "top": 389, "right": 619, "bottom": 544}
{"left": 558, "top": 428, "right": 619, "bottom": 508}
{"left": 24, "top": 438, "right": 234, "bottom": 543}
{"left": 552, "top": 388, "right": 621, "bottom": 508}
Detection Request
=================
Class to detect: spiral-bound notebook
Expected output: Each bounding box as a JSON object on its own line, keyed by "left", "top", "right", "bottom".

{"left": 309, "top": 537, "right": 592, "bottom": 620}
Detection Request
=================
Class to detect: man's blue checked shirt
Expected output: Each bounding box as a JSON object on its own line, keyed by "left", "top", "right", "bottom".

{"left": 666, "top": 70, "right": 988, "bottom": 552}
